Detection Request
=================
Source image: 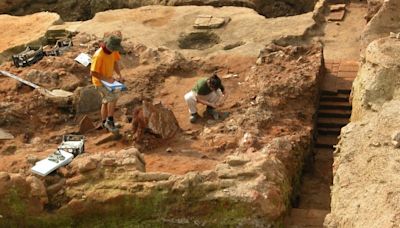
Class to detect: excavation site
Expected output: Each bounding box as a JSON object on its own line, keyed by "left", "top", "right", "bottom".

{"left": 1, "top": 0, "right": 400, "bottom": 227}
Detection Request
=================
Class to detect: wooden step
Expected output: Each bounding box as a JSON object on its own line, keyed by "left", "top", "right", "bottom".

{"left": 315, "top": 135, "right": 339, "bottom": 148}
{"left": 319, "top": 101, "right": 351, "bottom": 110}
{"left": 337, "top": 89, "right": 351, "bottom": 95}
{"left": 317, "top": 117, "right": 349, "bottom": 128}
{"left": 317, "top": 127, "right": 341, "bottom": 135}
{"left": 320, "top": 94, "right": 349, "bottom": 102}
{"left": 321, "top": 90, "right": 337, "bottom": 96}
{"left": 318, "top": 109, "right": 351, "bottom": 118}
{"left": 284, "top": 208, "right": 330, "bottom": 227}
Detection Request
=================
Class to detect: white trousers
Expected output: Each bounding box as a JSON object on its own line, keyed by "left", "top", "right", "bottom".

{"left": 184, "top": 89, "right": 223, "bottom": 114}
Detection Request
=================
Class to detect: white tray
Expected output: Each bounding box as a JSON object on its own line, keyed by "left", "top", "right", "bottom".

{"left": 31, "top": 150, "right": 74, "bottom": 176}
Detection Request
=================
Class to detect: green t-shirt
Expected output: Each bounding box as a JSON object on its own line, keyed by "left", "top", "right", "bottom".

{"left": 192, "top": 78, "right": 212, "bottom": 95}
{"left": 192, "top": 77, "right": 225, "bottom": 95}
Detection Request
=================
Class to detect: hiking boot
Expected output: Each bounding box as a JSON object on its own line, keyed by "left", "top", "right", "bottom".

{"left": 206, "top": 106, "right": 220, "bottom": 120}
{"left": 190, "top": 113, "right": 201, "bottom": 123}
{"left": 220, "top": 111, "right": 230, "bottom": 120}
{"left": 104, "top": 120, "right": 118, "bottom": 133}
{"left": 114, "top": 122, "right": 122, "bottom": 128}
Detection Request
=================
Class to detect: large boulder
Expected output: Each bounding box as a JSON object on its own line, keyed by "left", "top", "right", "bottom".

{"left": 73, "top": 85, "right": 102, "bottom": 114}
{"left": 143, "top": 101, "right": 180, "bottom": 139}
{"left": 351, "top": 37, "right": 400, "bottom": 121}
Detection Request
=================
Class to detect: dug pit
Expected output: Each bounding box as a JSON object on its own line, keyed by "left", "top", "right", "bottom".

{"left": 178, "top": 32, "right": 221, "bottom": 50}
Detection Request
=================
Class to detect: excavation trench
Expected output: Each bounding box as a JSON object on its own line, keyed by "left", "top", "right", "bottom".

{"left": 285, "top": 59, "right": 357, "bottom": 226}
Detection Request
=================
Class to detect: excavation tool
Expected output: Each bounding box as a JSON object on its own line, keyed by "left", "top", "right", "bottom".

{"left": 12, "top": 46, "right": 44, "bottom": 67}
{"left": 31, "top": 135, "right": 85, "bottom": 176}
{"left": 44, "top": 38, "right": 73, "bottom": 56}
{"left": 0, "top": 70, "right": 74, "bottom": 99}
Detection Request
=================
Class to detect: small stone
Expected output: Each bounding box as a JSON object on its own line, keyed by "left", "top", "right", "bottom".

{"left": 78, "top": 158, "right": 98, "bottom": 173}
{"left": 121, "top": 158, "right": 137, "bottom": 165}
{"left": 370, "top": 142, "right": 381, "bottom": 147}
{"left": 57, "top": 167, "right": 70, "bottom": 177}
{"left": 2, "top": 145, "right": 17, "bottom": 155}
{"left": 102, "top": 158, "right": 116, "bottom": 166}
{"left": 227, "top": 157, "right": 249, "bottom": 166}
{"left": 0, "top": 172, "right": 10, "bottom": 182}
{"left": 31, "top": 137, "right": 41, "bottom": 144}
{"left": 46, "top": 178, "right": 66, "bottom": 195}
{"left": 391, "top": 131, "right": 400, "bottom": 148}
{"left": 166, "top": 147, "right": 173, "bottom": 153}
{"left": 26, "top": 155, "right": 39, "bottom": 164}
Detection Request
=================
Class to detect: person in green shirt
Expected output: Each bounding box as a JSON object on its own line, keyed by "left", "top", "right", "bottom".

{"left": 184, "top": 73, "right": 227, "bottom": 123}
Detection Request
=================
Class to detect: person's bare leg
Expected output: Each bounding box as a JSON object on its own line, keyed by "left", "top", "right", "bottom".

{"left": 107, "top": 102, "right": 116, "bottom": 117}
{"left": 101, "top": 103, "right": 107, "bottom": 121}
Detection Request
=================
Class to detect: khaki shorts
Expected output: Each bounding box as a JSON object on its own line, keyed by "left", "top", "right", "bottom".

{"left": 95, "top": 86, "right": 119, "bottom": 104}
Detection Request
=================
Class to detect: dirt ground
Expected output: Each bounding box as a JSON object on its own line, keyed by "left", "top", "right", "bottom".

{"left": 0, "top": 32, "right": 260, "bottom": 175}
{"left": 0, "top": 3, "right": 322, "bottom": 178}
{"left": 0, "top": 13, "right": 60, "bottom": 53}
{"left": 322, "top": 2, "right": 368, "bottom": 61}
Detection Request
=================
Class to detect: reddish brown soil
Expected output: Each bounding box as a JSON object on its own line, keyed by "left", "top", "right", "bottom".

{"left": 0, "top": 33, "right": 316, "bottom": 176}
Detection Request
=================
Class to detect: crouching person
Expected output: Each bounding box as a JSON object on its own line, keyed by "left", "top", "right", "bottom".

{"left": 184, "top": 74, "right": 228, "bottom": 123}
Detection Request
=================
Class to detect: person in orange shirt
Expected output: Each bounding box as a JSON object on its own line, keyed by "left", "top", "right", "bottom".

{"left": 90, "top": 35, "right": 125, "bottom": 133}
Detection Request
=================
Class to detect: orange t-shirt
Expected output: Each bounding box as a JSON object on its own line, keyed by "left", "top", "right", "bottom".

{"left": 90, "top": 48, "right": 121, "bottom": 86}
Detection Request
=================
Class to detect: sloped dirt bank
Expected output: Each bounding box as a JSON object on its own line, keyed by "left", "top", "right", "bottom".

{"left": 1, "top": 0, "right": 318, "bottom": 21}
{"left": 325, "top": 37, "right": 400, "bottom": 227}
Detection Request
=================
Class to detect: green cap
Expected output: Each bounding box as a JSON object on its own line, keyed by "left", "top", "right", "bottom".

{"left": 104, "top": 35, "right": 125, "bottom": 53}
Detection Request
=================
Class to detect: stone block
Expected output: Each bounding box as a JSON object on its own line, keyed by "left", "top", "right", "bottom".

{"left": 78, "top": 115, "right": 96, "bottom": 134}
{"left": 74, "top": 85, "right": 102, "bottom": 114}
{"left": 0, "top": 128, "right": 14, "bottom": 140}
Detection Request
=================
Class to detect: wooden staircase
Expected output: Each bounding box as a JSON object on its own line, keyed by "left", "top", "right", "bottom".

{"left": 284, "top": 60, "right": 358, "bottom": 227}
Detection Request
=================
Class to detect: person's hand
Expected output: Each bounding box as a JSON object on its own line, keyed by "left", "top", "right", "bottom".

{"left": 206, "top": 102, "right": 217, "bottom": 109}
{"left": 105, "top": 77, "right": 115, "bottom": 83}
{"left": 115, "top": 75, "right": 125, "bottom": 83}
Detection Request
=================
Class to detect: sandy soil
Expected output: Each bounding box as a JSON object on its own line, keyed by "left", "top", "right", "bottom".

{"left": 322, "top": 2, "right": 368, "bottom": 61}
{"left": 0, "top": 13, "right": 60, "bottom": 53}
